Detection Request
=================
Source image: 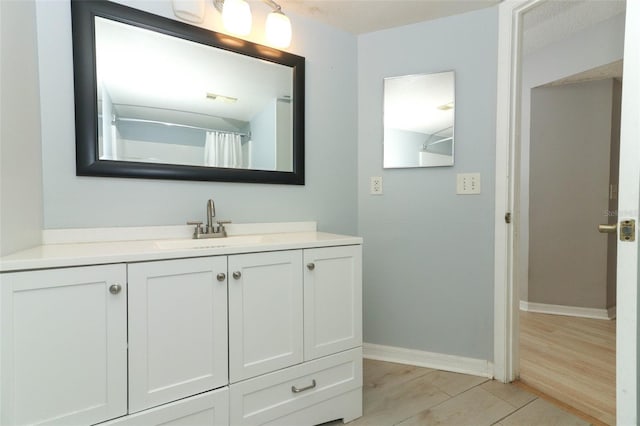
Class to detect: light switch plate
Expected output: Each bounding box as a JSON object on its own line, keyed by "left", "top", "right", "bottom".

{"left": 457, "top": 173, "right": 481, "bottom": 194}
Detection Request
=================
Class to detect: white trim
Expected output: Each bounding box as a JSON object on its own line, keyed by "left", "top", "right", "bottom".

{"left": 363, "top": 343, "right": 494, "bottom": 379}
{"left": 520, "top": 301, "right": 616, "bottom": 320}
{"left": 494, "top": 0, "right": 544, "bottom": 384}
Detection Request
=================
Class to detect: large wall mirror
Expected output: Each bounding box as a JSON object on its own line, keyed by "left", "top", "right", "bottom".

{"left": 383, "top": 71, "right": 455, "bottom": 168}
{"left": 71, "top": 0, "right": 305, "bottom": 184}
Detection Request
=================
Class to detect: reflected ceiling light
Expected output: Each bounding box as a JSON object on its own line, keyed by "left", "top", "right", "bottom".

{"left": 212, "top": 0, "right": 292, "bottom": 48}
{"left": 206, "top": 92, "right": 238, "bottom": 103}
{"left": 437, "top": 102, "right": 454, "bottom": 111}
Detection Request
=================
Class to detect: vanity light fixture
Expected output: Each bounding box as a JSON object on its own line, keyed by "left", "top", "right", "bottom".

{"left": 265, "top": 6, "right": 292, "bottom": 48}
{"left": 220, "top": 0, "right": 252, "bottom": 35}
{"left": 213, "top": 0, "right": 292, "bottom": 48}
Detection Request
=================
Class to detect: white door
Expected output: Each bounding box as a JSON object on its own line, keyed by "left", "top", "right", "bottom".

{"left": 495, "top": 0, "right": 640, "bottom": 423}
{"left": 128, "top": 257, "right": 229, "bottom": 413}
{"left": 0, "top": 264, "right": 127, "bottom": 426}
{"left": 303, "top": 245, "right": 362, "bottom": 360}
{"left": 615, "top": 1, "right": 640, "bottom": 422}
{"left": 228, "top": 250, "right": 303, "bottom": 382}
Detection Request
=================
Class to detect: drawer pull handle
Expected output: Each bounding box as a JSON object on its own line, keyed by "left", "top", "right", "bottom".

{"left": 291, "top": 379, "right": 316, "bottom": 393}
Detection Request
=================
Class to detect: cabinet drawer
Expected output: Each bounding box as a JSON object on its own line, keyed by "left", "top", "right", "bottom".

{"left": 230, "top": 348, "right": 362, "bottom": 426}
{"left": 101, "top": 387, "right": 229, "bottom": 426}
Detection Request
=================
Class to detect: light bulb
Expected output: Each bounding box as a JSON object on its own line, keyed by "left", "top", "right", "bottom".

{"left": 222, "top": 0, "right": 252, "bottom": 36}
{"left": 265, "top": 10, "right": 291, "bottom": 48}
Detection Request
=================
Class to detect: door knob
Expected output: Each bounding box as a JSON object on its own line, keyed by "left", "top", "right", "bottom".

{"left": 232, "top": 271, "right": 241, "bottom": 280}
{"left": 217, "top": 273, "right": 226, "bottom": 282}
{"left": 598, "top": 223, "right": 617, "bottom": 234}
{"left": 109, "top": 283, "right": 122, "bottom": 294}
{"left": 307, "top": 263, "right": 315, "bottom": 271}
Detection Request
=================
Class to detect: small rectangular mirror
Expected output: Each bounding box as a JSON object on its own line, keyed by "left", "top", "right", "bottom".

{"left": 383, "top": 71, "right": 455, "bottom": 168}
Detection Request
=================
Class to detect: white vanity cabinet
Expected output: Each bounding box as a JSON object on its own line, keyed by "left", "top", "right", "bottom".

{"left": 0, "top": 264, "right": 127, "bottom": 426}
{"left": 127, "top": 256, "right": 229, "bottom": 413}
{"left": 0, "top": 228, "right": 363, "bottom": 426}
{"left": 228, "top": 245, "right": 363, "bottom": 426}
{"left": 228, "top": 250, "right": 303, "bottom": 382}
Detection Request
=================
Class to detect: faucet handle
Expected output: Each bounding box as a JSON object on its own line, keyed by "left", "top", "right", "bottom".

{"left": 187, "top": 221, "right": 204, "bottom": 238}
{"left": 214, "top": 220, "right": 231, "bottom": 237}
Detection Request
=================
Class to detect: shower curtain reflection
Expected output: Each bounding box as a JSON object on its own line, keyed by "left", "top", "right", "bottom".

{"left": 204, "top": 131, "right": 244, "bottom": 168}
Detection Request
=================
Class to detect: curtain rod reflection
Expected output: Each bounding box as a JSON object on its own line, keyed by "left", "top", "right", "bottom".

{"left": 114, "top": 117, "right": 251, "bottom": 138}
{"left": 426, "top": 136, "right": 453, "bottom": 146}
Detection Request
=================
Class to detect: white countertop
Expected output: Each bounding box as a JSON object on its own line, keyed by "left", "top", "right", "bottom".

{"left": 0, "top": 223, "right": 362, "bottom": 272}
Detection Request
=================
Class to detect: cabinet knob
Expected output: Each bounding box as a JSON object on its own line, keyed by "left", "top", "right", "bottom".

{"left": 307, "top": 263, "right": 315, "bottom": 271}
{"left": 109, "top": 283, "right": 122, "bottom": 295}
{"left": 232, "top": 271, "right": 242, "bottom": 280}
{"left": 217, "top": 273, "right": 226, "bottom": 282}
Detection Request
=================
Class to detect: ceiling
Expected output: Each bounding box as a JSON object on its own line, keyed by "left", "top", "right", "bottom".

{"left": 278, "top": 0, "right": 499, "bottom": 34}
{"left": 277, "top": 0, "right": 625, "bottom": 56}
{"left": 522, "top": 0, "right": 626, "bottom": 55}
{"left": 277, "top": 0, "right": 626, "bottom": 81}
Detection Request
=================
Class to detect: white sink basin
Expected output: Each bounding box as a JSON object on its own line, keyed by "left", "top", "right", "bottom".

{"left": 154, "top": 235, "right": 263, "bottom": 250}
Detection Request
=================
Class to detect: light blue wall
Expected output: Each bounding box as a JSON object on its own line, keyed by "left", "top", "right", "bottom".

{"left": 0, "top": 0, "right": 44, "bottom": 256}
{"left": 35, "top": 0, "right": 358, "bottom": 234}
{"left": 24, "top": 0, "right": 500, "bottom": 362}
{"left": 358, "top": 7, "right": 498, "bottom": 360}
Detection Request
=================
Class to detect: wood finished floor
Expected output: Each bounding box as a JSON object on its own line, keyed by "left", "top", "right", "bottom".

{"left": 323, "top": 358, "right": 592, "bottom": 426}
{"left": 519, "top": 311, "right": 616, "bottom": 425}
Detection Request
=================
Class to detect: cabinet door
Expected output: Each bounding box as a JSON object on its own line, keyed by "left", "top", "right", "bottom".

{"left": 228, "top": 250, "right": 303, "bottom": 382}
{"left": 0, "top": 264, "right": 127, "bottom": 426}
{"left": 102, "top": 387, "right": 229, "bottom": 426}
{"left": 304, "top": 245, "right": 362, "bottom": 360}
{"left": 128, "top": 256, "right": 228, "bottom": 413}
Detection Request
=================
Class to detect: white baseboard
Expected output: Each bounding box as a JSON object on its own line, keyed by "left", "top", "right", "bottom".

{"left": 520, "top": 301, "right": 616, "bottom": 320}
{"left": 363, "top": 343, "right": 493, "bottom": 379}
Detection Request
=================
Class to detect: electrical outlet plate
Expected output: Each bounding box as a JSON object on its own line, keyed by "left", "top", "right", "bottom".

{"left": 456, "top": 173, "right": 481, "bottom": 195}
{"left": 370, "top": 176, "right": 383, "bottom": 195}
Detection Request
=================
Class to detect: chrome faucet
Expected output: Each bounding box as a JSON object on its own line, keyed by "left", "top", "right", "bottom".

{"left": 187, "top": 199, "right": 231, "bottom": 239}
{"left": 206, "top": 199, "right": 215, "bottom": 234}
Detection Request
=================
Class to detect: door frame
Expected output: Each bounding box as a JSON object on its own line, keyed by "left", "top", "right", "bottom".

{"left": 493, "top": 0, "right": 639, "bottom": 422}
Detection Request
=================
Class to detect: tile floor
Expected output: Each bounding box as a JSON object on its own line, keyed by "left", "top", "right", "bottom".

{"left": 324, "top": 359, "right": 592, "bottom": 426}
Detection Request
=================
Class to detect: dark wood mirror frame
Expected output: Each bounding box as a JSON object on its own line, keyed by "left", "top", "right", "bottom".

{"left": 71, "top": 0, "right": 305, "bottom": 184}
